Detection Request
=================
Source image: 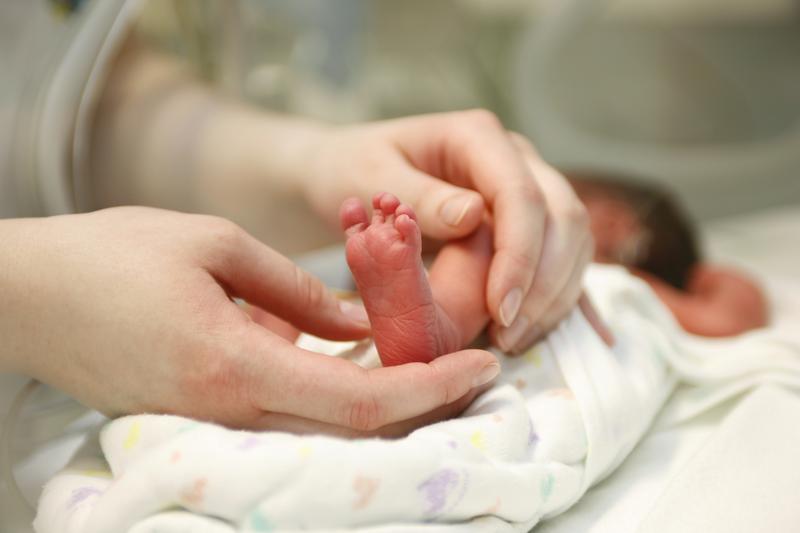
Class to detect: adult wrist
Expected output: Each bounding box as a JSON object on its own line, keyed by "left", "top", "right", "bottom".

{"left": 247, "top": 110, "right": 334, "bottom": 197}
{"left": 0, "top": 217, "right": 54, "bottom": 375}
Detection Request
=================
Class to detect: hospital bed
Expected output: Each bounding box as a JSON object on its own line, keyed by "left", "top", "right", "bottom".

{"left": 2, "top": 203, "right": 800, "bottom": 533}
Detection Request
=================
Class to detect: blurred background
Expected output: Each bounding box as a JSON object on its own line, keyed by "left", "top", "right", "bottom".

{"left": 2, "top": 4, "right": 798, "bottom": 530}
{"left": 136, "top": 0, "right": 800, "bottom": 223}
{"left": 2, "top": 3, "right": 798, "bottom": 531}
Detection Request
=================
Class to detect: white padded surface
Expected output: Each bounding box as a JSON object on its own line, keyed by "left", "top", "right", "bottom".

{"left": 538, "top": 204, "right": 800, "bottom": 533}
{"left": 638, "top": 385, "right": 800, "bottom": 533}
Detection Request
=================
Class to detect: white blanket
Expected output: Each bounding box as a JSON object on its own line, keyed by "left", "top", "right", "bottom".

{"left": 33, "top": 265, "right": 800, "bottom": 532}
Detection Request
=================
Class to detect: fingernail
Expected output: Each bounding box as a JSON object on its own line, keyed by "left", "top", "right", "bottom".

{"left": 472, "top": 363, "right": 501, "bottom": 387}
{"left": 498, "top": 315, "right": 529, "bottom": 352}
{"left": 440, "top": 196, "right": 473, "bottom": 227}
{"left": 339, "top": 300, "right": 370, "bottom": 326}
{"left": 499, "top": 287, "right": 523, "bottom": 327}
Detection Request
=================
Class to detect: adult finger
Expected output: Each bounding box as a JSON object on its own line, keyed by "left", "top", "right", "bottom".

{"left": 512, "top": 237, "right": 592, "bottom": 352}
{"left": 203, "top": 218, "right": 371, "bottom": 341}
{"left": 392, "top": 111, "right": 548, "bottom": 328}
{"left": 243, "top": 329, "right": 500, "bottom": 432}
{"left": 505, "top": 133, "right": 593, "bottom": 328}
{"left": 251, "top": 386, "right": 486, "bottom": 438}
{"left": 367, "top": 155, "right": 486, "bottom": 241}
{"left": 491, "top": 289, "right": 614, "bottom": 353}
{"left": 495, "top": 229, "right": 592, "bottom": 352}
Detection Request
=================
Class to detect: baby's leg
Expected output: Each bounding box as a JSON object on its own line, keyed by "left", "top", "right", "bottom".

{"left": 341, "top": 193, "right": 491, "bottom": 366}
{"left": 428, "top": 223, "right": 493, "bottom": 345}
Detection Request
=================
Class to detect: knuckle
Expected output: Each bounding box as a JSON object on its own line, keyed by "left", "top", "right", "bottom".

{"left": 514, "top": 180, "right": 545, "bottom": 206}
{"left": 503, "top": 247, "right": 537, "bottom": 271}
{"left": 508, "top": 130, "right": 531, "bottom": 146}
{"left": 507, "top": 131, "right": 530, "bottom": 152}
{"left": 496, "top": 239, "right": 539, "bottom": 269}
{"left": 564, "top": 202, "right": 590, "bottom": 228}
{"left": 292, "top": 265, "right": 326, "bottom": 310}
{"left": 463, "top": 108, "right": 502, "bottom": 130}
{"left": 178, "top": 339, "right": 248, "bottom": 408}
{"left": 204, "top": 216, "right": 245, "bottom": 249}
{"left": 343, "top": 387, "right": 383, "bottom": 432}
{"left": 430, "top": 364, "right": 457, "bottom": 406}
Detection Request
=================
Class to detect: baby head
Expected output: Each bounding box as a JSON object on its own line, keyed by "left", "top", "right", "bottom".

{"left": 565, "top": 170, "right": 700, "bottom": 290}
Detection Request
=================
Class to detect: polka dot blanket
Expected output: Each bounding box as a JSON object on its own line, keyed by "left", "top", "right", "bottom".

{"left": 34, "top": 265, "right": 800, "bottom": 532}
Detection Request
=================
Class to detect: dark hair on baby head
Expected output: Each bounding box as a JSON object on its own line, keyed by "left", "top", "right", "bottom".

{"left": 565, "top": 170, "right": 701, "bottom": 290}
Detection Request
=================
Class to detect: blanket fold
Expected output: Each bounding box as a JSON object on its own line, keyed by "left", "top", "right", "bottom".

{"left": 34, "top": 265, "right": 800, "bottom": 532}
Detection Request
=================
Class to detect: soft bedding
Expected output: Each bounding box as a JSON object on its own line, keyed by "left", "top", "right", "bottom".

{"left": 3, "top": 206, "right": 798, "bottom": 533}
{"left": 537, "top": 204, "right": 800, "bottom": 533}
{"left": 31, "top": 263, "right": 800, "bottom": 533}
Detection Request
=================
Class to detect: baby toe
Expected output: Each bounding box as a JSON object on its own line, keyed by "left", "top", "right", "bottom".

{"left": 396, "top": 203, "right": 417, "bottom": 222}
{"left": 340, "top": 197, "right": 370, "bottom": 235}
{"left": 395, "top": 213, "right": 421, "bottom": 247}
{"left": 379, "top": 192, "right": 401, "bottom": 218}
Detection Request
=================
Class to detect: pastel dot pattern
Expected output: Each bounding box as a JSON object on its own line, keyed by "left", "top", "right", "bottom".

{"left": 352, "top": 475, "right": 380, "bottom": 510}
{"left": 122, "top": 420, "right": 141, "bottom": 450}
{"left": 247, "top": 509, "right": 273, "bottom": 531}
{"left": 418, "top": 469, "right": 453, "bottom": 516}
{"left": 43, "top": 342, "right": 586, "bottom": 532}
{"left": 35, "top": 266, "right": 690, "bottom": 533}
{"left": 67, "top": 487, "right": 101, "bottom": 510}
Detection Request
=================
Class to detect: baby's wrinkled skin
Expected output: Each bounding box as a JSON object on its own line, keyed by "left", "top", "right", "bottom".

{"left": 341, "top": 192, "right": 491, "bottom": 366}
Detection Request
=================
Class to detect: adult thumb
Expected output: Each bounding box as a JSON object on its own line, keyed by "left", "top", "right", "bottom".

{"left": 377, "top": 164, "right": 485, "bottom": 241}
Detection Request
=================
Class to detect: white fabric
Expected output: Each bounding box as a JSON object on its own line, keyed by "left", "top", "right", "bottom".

{"left": 32, "top": 265, "right": 800, "bottom": 532}
{"left": 536, "top": 207, "right": 800, "bottom": 533}
{"left": 537, "top": 384, "right": 800, "bottom": 533}
{"left": 638, "top": 385, "right": 800, "bottom": 533}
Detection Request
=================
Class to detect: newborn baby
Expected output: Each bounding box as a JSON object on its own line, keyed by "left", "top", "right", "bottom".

{"left": 341, "top": 186, "right": 769, "bottom": 367}
{"left": 567, "top": 171, "right": 769, "bottom": 338}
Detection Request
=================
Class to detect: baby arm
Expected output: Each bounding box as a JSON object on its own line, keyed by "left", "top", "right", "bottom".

{"left": 640, "top": 264, "right": 768, "bottom": 337}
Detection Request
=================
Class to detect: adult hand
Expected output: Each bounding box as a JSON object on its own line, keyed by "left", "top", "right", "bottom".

{"left": 0, "top": 208, "right": 499, "bottom": 433}
{"left": 303, "top": 110, "right": 609, "bottom": 352}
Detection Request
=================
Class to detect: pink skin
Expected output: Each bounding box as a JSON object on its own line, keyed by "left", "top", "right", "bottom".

{"left": 341, "top": 192, "right": 492, "bottom": 366}
{"left": 580, "top": 195, "right": 643, "bottom": 265}
{"left": 576, "top": 190, "right": 768, "bottom": 337}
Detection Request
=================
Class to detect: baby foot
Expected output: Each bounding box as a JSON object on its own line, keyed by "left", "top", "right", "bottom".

{"left": 341, "top": 193, "right": 461, "bottom": 366}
